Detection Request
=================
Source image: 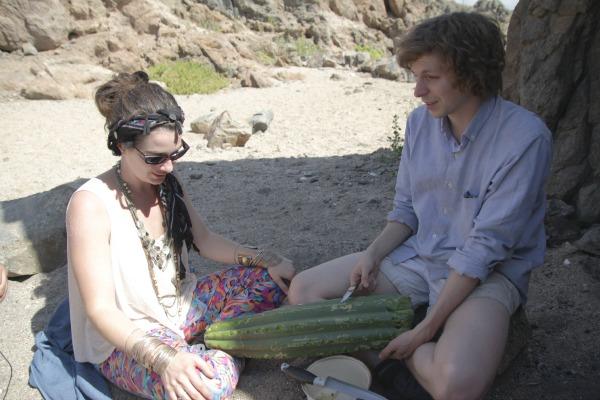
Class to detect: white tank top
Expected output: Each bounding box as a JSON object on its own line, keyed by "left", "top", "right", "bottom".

{"left": 68, "top": 177, "right": 202, "bottom": 363}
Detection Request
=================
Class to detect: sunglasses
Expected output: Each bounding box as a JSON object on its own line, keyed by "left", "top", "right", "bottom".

{"left": 133, "top": 140, "right": 190, "bottom": 165}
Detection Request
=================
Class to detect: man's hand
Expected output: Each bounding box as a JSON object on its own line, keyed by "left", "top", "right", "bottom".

{"left": 162, "top": 352, "right": 216, "bottom": 400}
{"left": 379, "top": 320, "right": 436, "bottom": 361}
{"left": 349, "top": 252, "right": 379, "bottom": 292}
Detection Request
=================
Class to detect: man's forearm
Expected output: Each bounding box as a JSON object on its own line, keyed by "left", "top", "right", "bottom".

{"left": 421, "top": 269, "right": 479, "bottom": 335}
{"left": 365, "top": 221, "right": 413, "bottom": 264}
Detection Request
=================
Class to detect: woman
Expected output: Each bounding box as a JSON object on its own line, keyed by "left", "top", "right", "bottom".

{"left": 67, "top": 71, "right": 295, "bottom": 400}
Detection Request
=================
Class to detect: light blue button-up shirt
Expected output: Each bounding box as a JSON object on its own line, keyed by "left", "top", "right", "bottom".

{"left": 387, "top": 96, "right": 552, "bottom": 304}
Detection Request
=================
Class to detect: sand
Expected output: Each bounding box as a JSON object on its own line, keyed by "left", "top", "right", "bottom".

{"left": 1, "top": 67, "right": 599, "bottom": 400}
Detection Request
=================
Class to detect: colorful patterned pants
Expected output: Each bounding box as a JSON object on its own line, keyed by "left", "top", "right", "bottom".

{"left": 98, "top": 266, "right": 285, "bottom": 399}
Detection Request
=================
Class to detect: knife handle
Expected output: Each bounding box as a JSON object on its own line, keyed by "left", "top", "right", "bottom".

{"left": 281, "top": 363, "right": 317, "bottom": 384}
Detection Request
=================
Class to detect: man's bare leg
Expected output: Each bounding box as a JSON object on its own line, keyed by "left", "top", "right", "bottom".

{"left": 406, "top": 297, "right": 511, "bottom": 400}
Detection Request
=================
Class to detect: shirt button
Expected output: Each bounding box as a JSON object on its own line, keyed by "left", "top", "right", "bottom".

{"left": 442, "top": 207, "right": 448, "bottom": 214}
{"left": 447, "top": 182, "right": 453, "bottom": 189}
{"left": 432, "top": 233, "right": 438, "bottom": 239}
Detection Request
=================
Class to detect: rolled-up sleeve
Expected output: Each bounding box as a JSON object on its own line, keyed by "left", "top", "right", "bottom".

{"left": 448, "top": 134, "right": 552, "bottom": 281}
{"left": 387, "top": 122, "right": 418, "bottom": 233}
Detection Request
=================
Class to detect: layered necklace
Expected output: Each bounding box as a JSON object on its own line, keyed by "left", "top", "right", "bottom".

{"left": 115, "top": 161, "right": 182, "bottom": 318}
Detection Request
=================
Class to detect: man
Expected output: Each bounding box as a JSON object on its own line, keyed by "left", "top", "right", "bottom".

{"left": 288, "top": 12, "right": 552, "bottom": 400}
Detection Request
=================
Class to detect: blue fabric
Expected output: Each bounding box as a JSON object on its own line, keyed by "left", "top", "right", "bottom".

{"left": 29, "top": 298, "right": 112, "bottom": 400}
{"left": 386, "top": 96, "right": 552, "bottom": 303}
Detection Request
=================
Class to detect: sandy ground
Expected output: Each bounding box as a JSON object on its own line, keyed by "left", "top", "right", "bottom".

{"left": 0, "top": 67, "right": 599, "bottom": 400}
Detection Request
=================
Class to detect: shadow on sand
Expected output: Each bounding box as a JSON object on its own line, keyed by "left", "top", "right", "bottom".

{"left": 14, "top": 148, "right": 399, "bottom": 399}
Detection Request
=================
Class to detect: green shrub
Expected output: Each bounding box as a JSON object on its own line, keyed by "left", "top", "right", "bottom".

{"left": 198, "top": 19, "right": 221, "bottom": 32}
{"left": 355, "top": 43, "right": 385, "bottom": 61}
{"left": 387, "top": 114, "right": 404, "bottom": 157}
{"left": 272, "top": 36, "right": 321, "bottom": 60}
{"left": 148, "top": 61, "right": 229, "bottom": 95}
{"left": 294, "top": 37, "right": 320, "bottom": 58}
{"left": 256, "top": 49, "right": 276, "bottom": 66}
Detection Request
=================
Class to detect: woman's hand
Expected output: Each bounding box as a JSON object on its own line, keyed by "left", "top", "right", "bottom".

{"left": 0, "top": 264, "right": 7, "bottom": 302}
{"left": 162, "top": 352, "right": 216, "bottom": 400}
{"left": 267, "top": 258, "right": 296, "bottom": 294}
{"left": 349, "top": 252, "right": 379, "bottom": 293}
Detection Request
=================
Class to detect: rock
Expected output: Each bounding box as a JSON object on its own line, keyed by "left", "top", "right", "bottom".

{"left": 250, "top": 110, "right": 274, "bottom": 133}
{"left": 547, "top": 198, "right": 576, "bottom": 218}
{"left": 576, "top": 182, "right": 600, "bottom": 223}
{"left": 590, "top": 125, "right": 600, "bottom": 176}
{"left": 22, "top": 42, "right": 38, "bottom": 56}
{"left": 240, "top": 71, "right": 273, "bottom": 88}
{"left": 372, "top": 57, "right": 403, "bottom": 81}
{"left": 0, "top": 179, "right": 84, "bottom": 276}
{"left": 388, "top": 0, "right": 406, "bottom": 18}
{"left": 329, "top": 0, "right": 359, "bottom": 20}
{"left": 205, "top": 111, "right": 251, "bottom": 149}
{"left": 546, "top": 164, "right": 589, "bottom": 200}
{"left": 545, "top": 215, "right": 581, "bottom": 248}
{"left": 121, "top": 0, "right": 180, "bottom": 35}
{"left": 353, "top": 0, "right": 387, "bottom": 30}
{"left": 322, "top": 57, "right": 337, "bottom": 68}
{"left": 274, "top": 71, "right": 305, "bottom": 81}
{"left": 21, "top": 61, "right": 114, "bottom": 100}
{"left": 343, "top": 51, "right": 371, "bottom": 68}
{"left": 21, "top": 79, "right": 72, "bottom": 100}
{"left": 196, "top": 34, "right": 241, "bottom": 75}
{"left": 504, "top": 0, "right": 600, "bottom": 221}
{"left": 474, "top": 0, "right": 510, "bottom": 31}
{"left": 25, "top": 0, "right": 71, "bottom": 51}
{"left": 0, "top": 12, "right": 28, "bottom": 52}
{"left": 574, "top": 225, "right": 600, "bottom": 256}
{"left": 191, "top": 112, "right": 219, "bottom": 135}
{"left": 68, "top": 0, "right": 107, "bottom": 20}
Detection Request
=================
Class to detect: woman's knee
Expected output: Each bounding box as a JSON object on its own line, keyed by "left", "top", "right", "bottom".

{"left": 203, "top": 349, "right": 241, "bottom": 397}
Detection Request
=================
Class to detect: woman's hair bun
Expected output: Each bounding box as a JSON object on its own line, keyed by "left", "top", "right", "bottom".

{"left": 133, "top": 71, "right": 150, "bottom": 83}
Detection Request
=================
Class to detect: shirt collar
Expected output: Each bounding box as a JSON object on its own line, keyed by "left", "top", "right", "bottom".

{"left": 439, "top": 95, "right": 498, "bottom": 145}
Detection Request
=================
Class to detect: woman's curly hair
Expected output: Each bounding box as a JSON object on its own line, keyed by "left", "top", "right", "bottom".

{"left": 95, "top": 71, "right": 181, "bottom": 155}
{"left": 396, "top": 12, "right": 505, "bottom": 99}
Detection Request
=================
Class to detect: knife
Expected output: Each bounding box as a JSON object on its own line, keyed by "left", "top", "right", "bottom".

{"left": 281, "top": 363, "right": 388, "bottom": 400}
{"left": 340, "top": 284, "right": 357, "bottom": 303}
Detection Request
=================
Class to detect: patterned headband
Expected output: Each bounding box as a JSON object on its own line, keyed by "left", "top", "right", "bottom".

{"left": 109, "top": 108, "right": 185, "bottom": 141}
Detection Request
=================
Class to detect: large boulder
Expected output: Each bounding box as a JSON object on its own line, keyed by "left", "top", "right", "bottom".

{"left": 21, "top": 60, "right": 114, "bottom": 100}
{"left": 121, "top": 0, "right": 181, "bottom": 35}
{"left": 503, "top": 0, "right": 600, "bottom": 227}
{"left": 329, "top": 0, "right": 359, "bottom": 20}
{"left": 0, "top": 180, "right": 85, "bottom": 276}
{"left": 0, "top": 0, "right": 70, "bottom": 52}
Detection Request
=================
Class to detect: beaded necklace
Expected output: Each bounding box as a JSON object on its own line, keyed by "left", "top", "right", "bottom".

{"left": 115, "top": 161, "right": 182, "bottom": 318}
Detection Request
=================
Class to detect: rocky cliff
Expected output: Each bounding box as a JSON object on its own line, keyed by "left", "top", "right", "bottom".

{"left": 503, "top": 0, "right": 600, "bottom": 240}
{"left": 0, "top": 0, "right": 509, "bottom": 99}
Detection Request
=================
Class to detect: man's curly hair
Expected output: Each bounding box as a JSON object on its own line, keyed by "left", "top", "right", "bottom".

{"left": 396, "top": 12, "right": 505, "bottom": 99}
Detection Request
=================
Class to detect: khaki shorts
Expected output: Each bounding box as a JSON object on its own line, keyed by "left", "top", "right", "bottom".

{"left": 379, "top": 256, "right": 521, "bottom": 315}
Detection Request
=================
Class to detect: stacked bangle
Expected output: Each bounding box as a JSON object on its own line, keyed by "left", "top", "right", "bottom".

{"left": 235, "top": 246, "right": 285, "bottom": 269}
{"left": 126, "top": 329, "right": 177, "bottom": 374}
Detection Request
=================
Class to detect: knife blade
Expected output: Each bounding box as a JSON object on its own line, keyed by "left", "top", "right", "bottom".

{"left": 281, "top": 363, "right": 388, "bottom": 400}
{"left": 340, "top": 284, "right": 357, "bottom": 303}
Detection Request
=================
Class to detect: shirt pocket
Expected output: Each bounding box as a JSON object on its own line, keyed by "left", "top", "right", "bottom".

{"left": 458, "top": 189, "right": 483, "bottom": 231}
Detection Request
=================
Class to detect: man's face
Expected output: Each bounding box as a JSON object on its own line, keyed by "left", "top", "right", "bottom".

{"left": 410, "top": 53, "right": 475, "bottom": 119}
